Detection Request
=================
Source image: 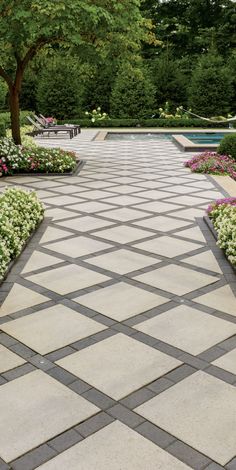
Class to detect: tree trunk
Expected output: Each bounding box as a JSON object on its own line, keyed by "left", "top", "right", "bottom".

{"left": 9, "top": 86, "right": 21, "bottom": 145}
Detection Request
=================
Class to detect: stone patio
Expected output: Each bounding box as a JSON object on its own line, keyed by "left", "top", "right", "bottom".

{"left": 0, "top": 130, "right": 236, "bottom": 469}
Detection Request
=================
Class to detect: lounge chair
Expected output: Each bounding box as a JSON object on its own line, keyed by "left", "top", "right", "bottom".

{"left": 27, "top": 116, "right": 76, "bottom": 139}
{"left": 38, "top": 114, "right": 81, "bottom": 135}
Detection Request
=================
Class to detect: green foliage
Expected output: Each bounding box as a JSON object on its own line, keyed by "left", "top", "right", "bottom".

{"left": 151, "top": 57, "right": 188, "bottom": 109}
{"left": 0, "top": 79, "right": 7, "bottom": 111}
{"left": 20, "top": 68, "right": 39, "bottom": 111}
{"left": 0, "top": 188, "right": 44, "bottom": 278}
{"left": 218, "top": 134, "right": 236, "bottom": 160}
{"left": 110, "top": 63, "right": 155, "bottom": 118}
{"left": 188, "top": 54, "right": 234, "bottom": 117}
{"left": 0, "top": 111, "right": 35, "bottom": 128}
{"left": 59, "top": 117, "right": 234, "bottom": 129}
{"left": 36, "top": 61, "right": 83, "bottom": 119}
{"left": 0, "top": 124, "right": 6, "bottom": 137}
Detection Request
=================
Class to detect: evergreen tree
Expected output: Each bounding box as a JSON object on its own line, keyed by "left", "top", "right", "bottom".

{"left": 188, "top": 54, "right": 233, "bottom": 117}
{"left": 151, "top": 56, "right": 188, "bottom": 110}
{"left": 110, "top": 63, "right": 155, "bottom": 118}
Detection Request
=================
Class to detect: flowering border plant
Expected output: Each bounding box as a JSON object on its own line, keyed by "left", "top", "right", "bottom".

{"left": 207, "top": 199, "right": 236, "bottom": 266}
{"left": 85, "top": 107, "right": 108, "bottom": 123}
{"left": 0, "top": 138, "right": 77, "bottom": 175}
{"left": 0, "top": 188, "right": 44, "bottom": 279}
{"left": 184, "top": 152, "right": 236, "bottom": 180}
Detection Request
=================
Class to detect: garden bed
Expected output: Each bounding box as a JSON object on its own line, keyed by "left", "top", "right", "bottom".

{"left": 204, "top": 199, "right": 236, "bottom": 272}
{"left": 0, "top": 138, "right": 78, "bottom": 176}
{"left": 0, "top": 188, "right": 44, "bottom": 282}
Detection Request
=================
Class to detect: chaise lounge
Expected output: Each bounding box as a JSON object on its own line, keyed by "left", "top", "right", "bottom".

{"left": 26, "top": 116, "right": 80, "bottom": 139}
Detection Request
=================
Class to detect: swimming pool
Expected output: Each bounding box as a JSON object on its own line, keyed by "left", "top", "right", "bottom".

{"left": 105, "top": 132, "right": 228, "bottom": 145}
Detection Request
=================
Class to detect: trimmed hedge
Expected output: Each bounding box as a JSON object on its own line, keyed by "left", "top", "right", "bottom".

{"left": 218, "top": 133, "right": 236, "bottom": 161}
{"left": 58, "top": 118, "right": 235, "bottom": 129}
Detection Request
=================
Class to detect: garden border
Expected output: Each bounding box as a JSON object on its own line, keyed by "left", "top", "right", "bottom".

{"left": 1, "top": 160, "right": 84, "bottom": 180}
{"left": 204, "top": 215, "right": 236, "bottom": 275}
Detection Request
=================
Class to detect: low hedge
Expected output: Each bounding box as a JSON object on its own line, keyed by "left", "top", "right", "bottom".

{"left": 0, "top": 188, "right": 44, "bottom": 279}
{"left": 208, "top": 200, "right": 236, "bottom": 267}
{"left": 58, "top": 117, "right": 235, "bottom": 129}
{"left": 218, "top": 133, "right": 236, "bottom": 160}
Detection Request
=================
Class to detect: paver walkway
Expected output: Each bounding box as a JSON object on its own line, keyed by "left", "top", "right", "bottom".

{"left": 0, "top": 131, "right": 236, "bottom": 469}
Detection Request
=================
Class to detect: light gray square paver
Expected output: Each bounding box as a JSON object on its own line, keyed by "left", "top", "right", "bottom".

{"left": 45, "top": 208, "right": 78, "bottom": 221}
{"left": 1, "top": 304, "right": 106, "bottom": 355}
{"left": 70, "top": 201, "right": 116, "bottom": 213}
{"left": 40, "top": 226, "right": 73, "bottom": 244}
{"left": 171, "top": 208, "right": 205, "bottom": 220}
{"left": 28, "top": 264, "right": 110, "bottom": 295}
{"left": 0, "top": 284, "right": 49, "bottom": 317}
{"left": 213, "top": 349, "right": 236, "bottom": 375}
{"left": 45, "top": 236, "right": 113, "bottom": 258}
{"left": 136, "top": 305, "right": 236, "bottom": 355}
{"left": 134, "top": 216, "right": 190, "bottom": 232}
{"left": 0, "top": 345, "right": 25, "bottom": 373}
{"left": 100, "top": 207, "right": 150, "bottom": 221}
{"left": 135, "top": 371, "right": 236, "bottom": 465}
{"left": 56, "top": 333, "right": 181, "bottom": 400}
{"left": 166, "top": 195, "right": 210, "bottom": 206}
{"left": 134, "top": 189, "right": 174, "bottom": 200}
{"left": 93, "top": 225, "right": 152, "bottom": 244}
{"left": 77, "top": 190, "right": 115, "bottom": 200}
{"left": 135, "top": 201, "right": 184, "bottom": 213}
{"left": 135, "top": 236, "right": 201, "bottom": 258}
{"left": 194, "top": 286, "right": 236, "bottom": 316}
{"left": 0, "top": 370, "right": 99, "bottom": 462}
{"left": 102, "top": 195, "right": 149, "bottom": 206}
{"left": 37, "top": 421, "right": 190, "bottom": 470}
{"left": 136, "top": 265, "right": 218, "bottom": 295}
{"left": 176, "top": 226, "right": 206, "bottom": 243}
{"left": 56, "top": 216, "right": 114, "bottom": 232}
{"left": 86, "top": 249, "right": 160, "bottom": 274}
{"left": 43, "top": 195, "right": 83, "bottom": 206}
{"left": 22, "top": 251, "right": 62, "bottom": 274}
{"left": 184, "top": 251, "right": 222, "bottom": 273}
{"left": 75, "top": 282, "right": 169, "bottom": 321}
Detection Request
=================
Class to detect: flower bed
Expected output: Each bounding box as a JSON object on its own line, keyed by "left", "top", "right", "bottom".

{"left": 0, "top": 188, "right": 44, "bottom": 279}
{"left": 207, "top": 198, "right": 236, "bottom": 267}
{"left": 184, "top": 152, "right": 236, "bottom": 180}
{"left": 0, "top": 138, "right": 77, "bottom": 176}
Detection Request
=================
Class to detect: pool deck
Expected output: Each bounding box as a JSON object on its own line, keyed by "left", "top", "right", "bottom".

{"left": 0, "top": 129, "right": 236, "bottom": 469}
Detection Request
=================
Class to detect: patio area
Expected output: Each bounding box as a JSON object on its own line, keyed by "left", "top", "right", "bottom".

{"left": 0, "top": 130, "right": 236, "bottom": 469}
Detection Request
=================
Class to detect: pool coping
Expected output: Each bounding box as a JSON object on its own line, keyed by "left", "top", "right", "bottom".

{"left": 94, "top": 128, "right": 236, "bottom": 151}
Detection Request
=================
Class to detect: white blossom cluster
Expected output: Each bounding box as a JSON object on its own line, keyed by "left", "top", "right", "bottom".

{"left": 0, "top": 188, "right": 44, "bottom": 279}
{"left": 211, "top": 205, "right": 236, "bottom": 266}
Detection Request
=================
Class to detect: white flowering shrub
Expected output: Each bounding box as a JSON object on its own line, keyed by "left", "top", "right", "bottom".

{"left": 0, "top": 188, "right": 44, "bottom": 279}
{"left": 209, "top": 204, "right": 236, "bottom": 266}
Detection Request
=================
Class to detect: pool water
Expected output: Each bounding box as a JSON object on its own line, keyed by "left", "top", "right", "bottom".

{"left": 106, "top": 132, "right": 228, "bottom": 145}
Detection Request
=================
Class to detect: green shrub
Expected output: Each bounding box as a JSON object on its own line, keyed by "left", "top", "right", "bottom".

{"left": 151, "top": 57, "right": 188, "bottom": 109}
{"left": 0, "top": 188, "right": 44, "bottom": 278}
{"left": 58, "top": 117, "right": 235, "bottom": 129}
{"left": 188, "top": 54, "right": 233, "bottom": 117}
{"left": 110, "top": 63, "right": 155, "bottom": 118}
{"left": 218, "top": 134, "right": 236, "bottom": 160}
{"left": 0, "top": 79, "right": 7, "bottom": 111}
{"left": 0, "top": 123, "right": 6, "bottom": 137}
{"left": 0, "top": 111, "right": 35, "bottom": 129}
{"left": 37, "top": 61, "right": 83, "bottom": 119}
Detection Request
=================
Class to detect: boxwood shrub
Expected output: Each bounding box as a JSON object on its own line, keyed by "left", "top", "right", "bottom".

{"left": 218, "top": 134, "right": 236, "bottom": 160}
{"left": 0, "top": 123, "right": 5, "bottom": 137}
{"left": 58, "top": 117, "right": 235, "bottom": 129}
{"left": 0, "top": 188, "right": 44, "bottom": 279}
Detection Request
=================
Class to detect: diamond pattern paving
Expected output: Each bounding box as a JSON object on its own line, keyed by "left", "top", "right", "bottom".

{"left": 37, "top": 421, "right": 190, "bottom": 469}
{"left": 0, "top": 132, "right": 235, "bottom": 469}
{"left": 135, "top": 371, "right": 236, "bottom": 465}
{"left": 75, "top": 282, "right": 168, "bottom": 320}
{"left": 0, "top": 370, "right": 99, "bottom": 462}
{"left": 57, "top": 334, "right": 181, "bottom": 400}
